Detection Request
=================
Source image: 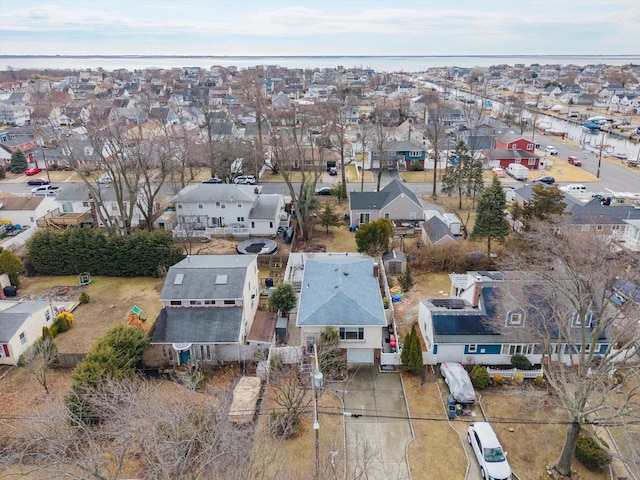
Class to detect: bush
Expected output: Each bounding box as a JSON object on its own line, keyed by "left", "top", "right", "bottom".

{"left": 534, "top": 375, "right": 545, "bottom": 387}
{"left": 513, "top": 371, "right": 525, "bottom": 385}
{"left": 79, "top": 291, "right": 90, "bottom": 304}
{"left": 492, "top": 374, "right": 504, "bottom": 386}
{"left": 471, "top": 365, "right": 490, "bottom": 389}
{"left": 54, "top": 315, "right": 71, "bottom": 333}
{"left": 49, "top": 323, "right": 59, "bottom": 337}
{"left": 510, "top": 354, "right": 532, "bottom": 370}
{"left": 269, "top": 283, "right": 296, "bottom": 313}
{"left": 575, "top": 433, "right": 611, "bottom": 470}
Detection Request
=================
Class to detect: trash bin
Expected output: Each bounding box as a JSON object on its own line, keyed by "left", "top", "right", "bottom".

{"left": 447, "top": 404, "right": 457, "bottom": 419}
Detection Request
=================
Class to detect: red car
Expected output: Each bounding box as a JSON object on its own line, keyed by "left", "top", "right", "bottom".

{"left": 25, "top": 167, "right": 42, "bottom": 176}
{"left": 567, "top": 156, "right": 582, "bottom": 166}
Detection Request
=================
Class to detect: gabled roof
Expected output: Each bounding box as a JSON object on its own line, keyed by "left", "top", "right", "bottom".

{"left": 496, "top": 132, "right": 531, "bottom": 144}
{"left": 152, "top": 307, "right": 242, "bottom": 343}
{"left": 349, "top": 179, "right": 422, "bottom": 211}
{"left": 423, "top": 216, "right": 457, "bottom": 245}
{"left": 296, "top": 254, "right": 386, "bottom": 327}
{"left": 0, "top": 301, "right": 48, "bottom": 342}
{"left": 567, "top": 204, "right": 640, "bottom": 225}
{"left": 387, "top": 140, "right": 425, "bottom": 153}
{"left": 249, "top": 195, "right": 281, "bottom": 220}
{"left": 160, "top": 255, "right": 255, "bottom": 300}
{"left": 172, "top": 184, "right": 257, "bottom": 204}
{"left": 0, "top": 194, "right": 44, "bottom": 211}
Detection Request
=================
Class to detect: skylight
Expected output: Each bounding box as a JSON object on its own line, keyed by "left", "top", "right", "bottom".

{"left": 174, "top": 273, "right": 184, "bottom": 285}
{"left": 215, "top": 275, "right": 228, "bottom": 285}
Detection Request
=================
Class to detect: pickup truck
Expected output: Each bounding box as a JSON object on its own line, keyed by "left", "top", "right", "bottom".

{"left": 31, "top": 185, "right": 60, "bottom": 196}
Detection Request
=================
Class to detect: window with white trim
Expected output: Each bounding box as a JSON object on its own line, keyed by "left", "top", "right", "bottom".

{"left": 19, "top": 332, "right": 27, "bottom": 345}
{"left": 526, "top": 144, "right": 533, "bottom": 150}
{"left": 198, "top": 204, "right": 203, "bottom": 209}
{"left": 596, "top": 224, "right": 603, "bottom": 231}
{"left": 410, "top": 212, "right": 417, "bottom": 220}
{"left": 527, "top": 158, "right": 536, "bottom": 166}
{"left": 45, "top": 310, "right": 51, "bottom": 323}
{"left": 384, "top": 212, "right": 390, "bottom": 219}
{"left": 581, "top": 225, "right": 590, "bottom": 231}
{"left": 190, "top": 300, "right": 202, "bottom": 306}
{"left": 468, "top": 344, "right": 477, "bottom": 353}
{"left": 170, "top": 300, "right": 181, "bottom": 306}
{"left": 224, "top": 300, "right": 236, "bottom": 305}
{"left": 204, "top": 300, "right": 216, "bottom": 305}
{"left": 339, "top": 327, "right": 364, "bottom": 341}
{"left": 502, "top": 344, "right": 534, "bottom": 356}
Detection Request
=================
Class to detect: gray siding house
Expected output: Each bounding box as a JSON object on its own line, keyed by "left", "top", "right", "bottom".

{"left": 349, "top": 179, "right": 423, "bottom": 226}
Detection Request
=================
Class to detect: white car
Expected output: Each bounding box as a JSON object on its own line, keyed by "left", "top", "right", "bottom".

{"left": 440, "top": 361, "right": 476, "bottom": 404}
{"left": 233, "top": 175, "right": 256, "bottom": 185}
{"left": 97, "top": 174, "right": 112, "bottom": 184}
{"left": 544, "top": 145, "right": 558, "bottom": 155}
{"left": 468, "top": 422, "right": 512, "bottom": 480}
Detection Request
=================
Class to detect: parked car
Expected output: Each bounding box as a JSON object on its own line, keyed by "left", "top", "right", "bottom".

{"left": 233, "top": 175, "right": 256, "bottom": 185}
{"left": 440, "top": 361, "right": 476, "bottom": 404}
{"left": 544, "top": 146, "right": 558, "bottom": 155}
{"left": 202, "top": 177, "right": 223, "bottom": 184}
{"left": 567, "top": 156, "right": 582, "bottom": 166}
{"left": 329, "top": 166, "right": 338, "bottom": 176}
{"left": 315, "top": 186, "right": 332, "bottom": 195}
{"left": 592, "top": 194, "right": 611, "bottom": 206}
{"left": 27, "top": 178, "right": 50, "bottom": 186}
{"left": 532, "top": 175, "right": 555, "bottom": 185}
{"left": 25, "top": 167, "right": 42, "bottom": 176}
{"left": 97, "top": 174, "right": 112, "bottom": 184}
{"left": 492, "top": 167, "right": 506, "bottom": 178}
{"left": 31, "top": 185, "right": 60, "bottom": 196}
{"left": 468, "top": 422, "right": 512, "bottom": 480}
{"left": 560, "top": 184, "right": 587, "bottom": 193}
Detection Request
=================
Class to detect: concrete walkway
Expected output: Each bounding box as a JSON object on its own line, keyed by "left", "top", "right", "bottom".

{"left": 340, "top": 366, "right": 413, "bottom": 480}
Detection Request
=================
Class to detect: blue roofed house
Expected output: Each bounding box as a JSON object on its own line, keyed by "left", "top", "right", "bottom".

{"left": 290, "top": 253, "right": 388, "bottom": 364}
{"left": 418, "top": 271, "right": 610, "bottom": 366}
{"left": 349, "top": 179, "right": 423, "bottom": 226}
{"left": 149, "top": 255, "right": 260, "bottom": 366}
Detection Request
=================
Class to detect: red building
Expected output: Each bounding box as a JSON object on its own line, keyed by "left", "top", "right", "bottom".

{"left": 494, "top": 132, "right": 536, "bottom": 152}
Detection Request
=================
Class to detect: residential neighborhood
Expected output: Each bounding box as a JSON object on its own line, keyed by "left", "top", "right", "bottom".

{"left": 1, "top": 60, "right": 639, "bottom": 480}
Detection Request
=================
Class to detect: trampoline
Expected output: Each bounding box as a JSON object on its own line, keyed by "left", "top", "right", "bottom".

{"left": 236, "top": 238, "right": 278, "bottom": 255}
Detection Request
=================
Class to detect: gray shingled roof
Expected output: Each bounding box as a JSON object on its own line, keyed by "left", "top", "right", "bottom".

{"left": 349, "top": 179, "right": 422, "bottom": 211}
{"left": 423, "top": 216, "right": 457, "bottom": 244}
{"left": 0, "top": 302, "right": 48, "bottom": 342}
{"left": 152, "top": 307, "right": 242, "bottom": 343}
{"left": 568, "top": 204, "right": 640, "bottom": 225}
{"left": 160, "top": 255, "right": 255, "bottom": 300}
{"left": 172, "top": 184, "right": 257, "bottom": 204}
{"left": 296, "top": 254, "right": 386, "bottom": 327}
{"left": 249, "top": 195, "right": 280, "bottom": 220}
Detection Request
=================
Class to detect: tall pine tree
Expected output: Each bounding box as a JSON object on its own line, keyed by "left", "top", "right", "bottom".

{"left": 472, "top": 176, "right": 509, "bottom": 258}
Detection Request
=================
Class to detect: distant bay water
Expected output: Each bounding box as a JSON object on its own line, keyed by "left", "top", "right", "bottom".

{"left": 2, "top": 55, "right": 639, "bottom": 72}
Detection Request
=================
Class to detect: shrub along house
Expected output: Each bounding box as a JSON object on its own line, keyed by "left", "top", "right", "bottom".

{"left": 418, "top": 271, "right": 610, "bottom": 366}
{"left": 148, "top": 255, "right": 260, "bottom": 366}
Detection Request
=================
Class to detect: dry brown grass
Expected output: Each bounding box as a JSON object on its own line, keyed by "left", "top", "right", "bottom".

{"left": 17, "top": 275, "right": 164, "bottom": 354}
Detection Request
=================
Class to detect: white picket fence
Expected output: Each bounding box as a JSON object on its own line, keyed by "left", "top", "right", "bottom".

{"left": 487, "top": 366, "right": 544, "bottom": 379}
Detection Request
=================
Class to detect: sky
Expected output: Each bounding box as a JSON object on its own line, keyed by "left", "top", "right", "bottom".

{"left": 0, "top": 0, "right": 639, "bottom": 57}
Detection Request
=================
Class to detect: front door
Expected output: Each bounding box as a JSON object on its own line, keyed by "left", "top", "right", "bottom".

{"left": 180, "top": 349, "right": 191, "bottom": 364}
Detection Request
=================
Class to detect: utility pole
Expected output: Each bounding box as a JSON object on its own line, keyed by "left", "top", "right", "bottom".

{"left": 596, "top": 131, "right": 605, "bottom": 179}
{"left": 311, "top": 344, "right": 323, "bottom": 480}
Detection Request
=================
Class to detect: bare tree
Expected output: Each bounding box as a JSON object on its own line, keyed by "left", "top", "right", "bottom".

{"left": 21, "top": 335, "right": 59, "bottom": 394}
{"left": 499, "top": 219, "right": 640, "bottom": 476}
{"left": 265, "top": 362, "right": 313, "bottom": 439}
{"left": 422, "top": 98, "right": 450, "bottom": 198}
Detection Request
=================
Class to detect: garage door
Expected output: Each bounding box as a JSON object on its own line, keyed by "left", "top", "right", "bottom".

{"left": 347, "top": 348, "right": 374, "bottom": 364}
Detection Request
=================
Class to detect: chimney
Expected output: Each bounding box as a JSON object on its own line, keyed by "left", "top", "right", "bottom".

{"left": 373, "top": 263, "right": 379, "bottom": 278}
{"left": 471, "top": 275, "right": 482, "bottom": 308}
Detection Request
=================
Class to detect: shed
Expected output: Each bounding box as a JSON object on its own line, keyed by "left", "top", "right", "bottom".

{"left": 383, "top": 250, "right": 407, "bottom": 275}
{"left": 275, "top": 317, "right": 288, "bottom": 344}
{"left": 153, "top": 209, "right": 177, "bottom": 231}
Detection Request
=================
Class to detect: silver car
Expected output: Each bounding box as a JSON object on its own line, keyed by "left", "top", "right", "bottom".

{"left": 440, "top": 361, "right": 476, "bottom": 404}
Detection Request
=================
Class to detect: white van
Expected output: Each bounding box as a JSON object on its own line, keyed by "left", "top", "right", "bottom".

{"left": 544, "top": 145, "right": 558, "bottom": 155}
{"left": 506, "top": 163, "right": 529, "bottom": 181}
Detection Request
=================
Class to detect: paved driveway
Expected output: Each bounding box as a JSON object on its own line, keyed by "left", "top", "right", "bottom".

{"left": 342, "top": 366, "right": 412, "bottom": 480}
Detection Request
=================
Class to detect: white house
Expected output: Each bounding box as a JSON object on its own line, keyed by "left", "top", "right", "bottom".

{"left": 150, "top": 255, "right": 260, "bottom": 365}
{"left": 0, "top": 194, "right": 57, "bottom": 229}
{"left": 0, "top": 301, "right": 55, "bottom": 365}
{"left": 290, "top": 253, "right": 389, "bottom": 364}
{"left": 172, "top": 184, "right": 287, "bottom": 238}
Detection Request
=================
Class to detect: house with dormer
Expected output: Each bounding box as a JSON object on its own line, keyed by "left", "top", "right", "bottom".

{"left": 418, "top": 271, "right": 610, "bottom": 366}
{"left": 149, "top": 255, "right": 260, "bottom": 365}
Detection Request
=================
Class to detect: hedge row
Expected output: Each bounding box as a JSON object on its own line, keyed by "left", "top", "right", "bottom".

{"left": 26, "top": 228, "right": 184, "bottom": 277}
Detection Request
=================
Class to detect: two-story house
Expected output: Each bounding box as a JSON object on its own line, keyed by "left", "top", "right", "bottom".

{"left": 149, "top": 255, "right": 260, "bottom": 365}
{"left": 172, "top": 184, "right": 287, "bottom": 238}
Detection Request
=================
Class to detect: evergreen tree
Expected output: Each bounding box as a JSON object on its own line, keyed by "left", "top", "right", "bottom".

{"left": 269, "top": 283, "right": 297, "bottom": 313}
{"left": 317, "top": 326, "right": 346, "bottom": 380}
{"left": 522, "top": 183, "right": 567, "bottom": 225}
{"left": 0, "top": 248, "right": 24, "bottom": 286}
{"left": 441, "top": 141, "right": 483, "bottom": 209}
{"left": 401, "top": 324, "right": 416, "bottom": 369}
{"left": 9, "top": 148, "right": 28, "bottom": 174}
{"left": 407, "top": 329, "right": 424, "bottom": 374}
{"left": 0, "top": 165, "right": 5, "bottom": 179}
{"left": 318, "top": 202, "right": 342, "bottom": 234}
{"left": 355, "top": 218, "right": 393, "bottom": 256}
{"left": 472, "top": 176, "right": 509, "bottom": 258}
{"left": 331, "top": 182, "right": 347, "bottom": 203}
{"left": 397, "top": 265, "right": 414, "bottom": 292}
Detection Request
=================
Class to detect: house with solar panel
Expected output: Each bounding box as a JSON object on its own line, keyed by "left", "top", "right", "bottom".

{"left": 348, "top": 179, "right": 423, "bottom": 227}
{"left": 289, "top": 252, "right": 390, "bottom": 364}
{"left": 148, "top": 255, "right": 261, "bottom": 366}
{"left": 418, "top": 271, "right": 610, "bottom": 366}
